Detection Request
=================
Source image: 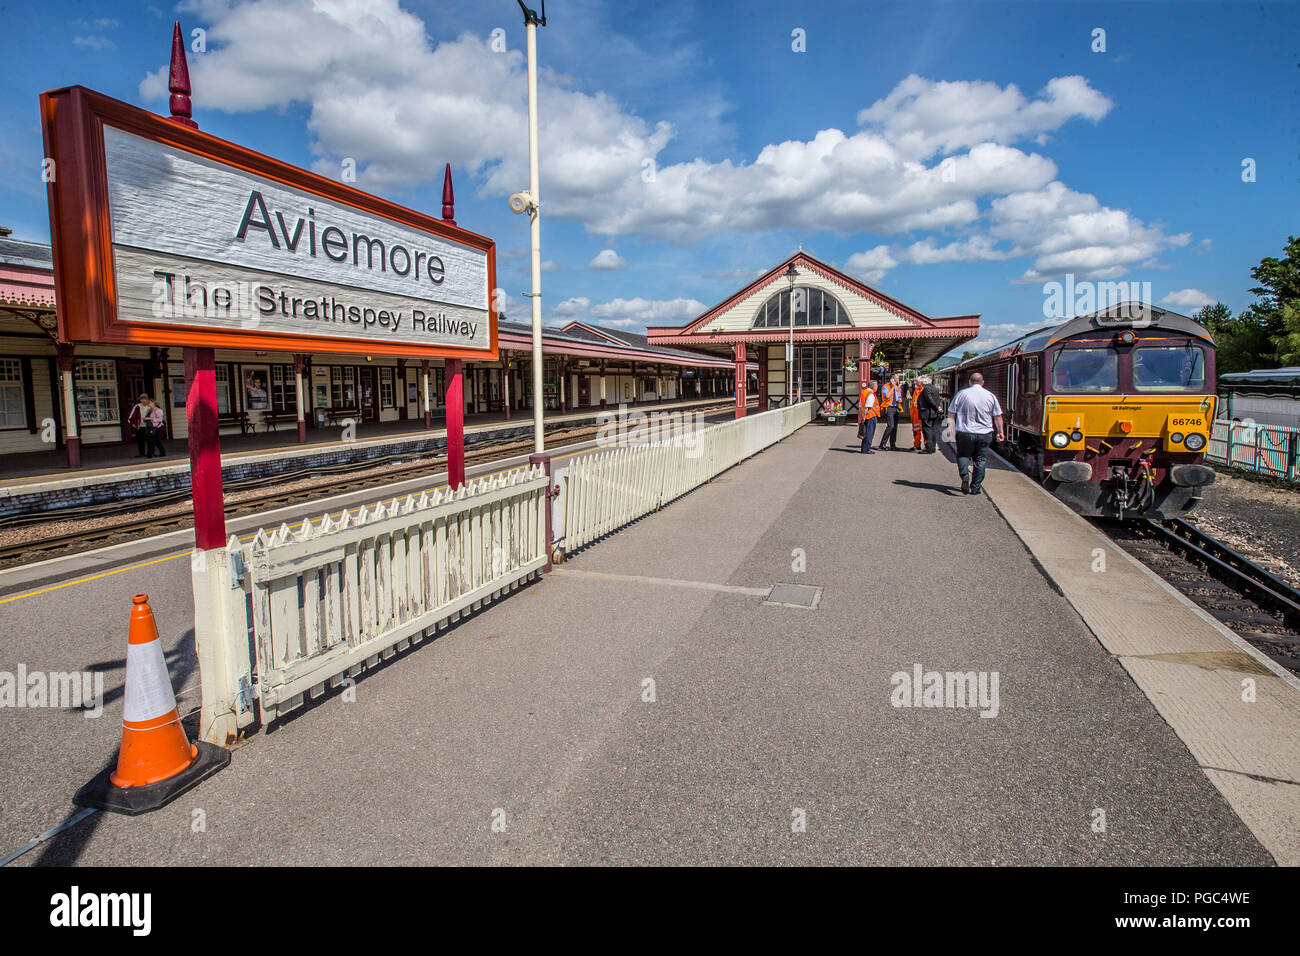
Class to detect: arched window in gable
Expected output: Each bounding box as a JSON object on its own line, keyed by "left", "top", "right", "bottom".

{"left": 751, "top": 286, "right": 852, "bottom": 327}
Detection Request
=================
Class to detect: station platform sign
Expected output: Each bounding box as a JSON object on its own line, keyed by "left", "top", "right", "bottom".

{"left": 39, "top": 85, "right": 496, "bottom": 361}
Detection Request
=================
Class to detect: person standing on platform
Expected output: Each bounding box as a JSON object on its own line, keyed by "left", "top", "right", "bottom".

{"left": 945, "top": 372, "right": 1004, "bottom": 495}
{"left": 916, "top": 376, "right": 942, "bottom": 453}
{"left": 127, "top": 393, "right": 150, "bottom": 458}
{"left": 878, "top": 374, "right": 901, "bottom": 451}
{"left": 909, "top": 379, "right": 924, "bottom": 450}
{"left": 858, "top": 381, "right": 879, "bottom": 454}
{"left": 143, "top": 397, "right": 168, "bottom": 459}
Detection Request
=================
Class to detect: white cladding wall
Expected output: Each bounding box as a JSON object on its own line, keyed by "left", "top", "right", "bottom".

{"left": 699, "top": 269, "right": 917, "bottom": 333}
{"left": 1221, "top": 395, "right": 1300, "bottom": 428}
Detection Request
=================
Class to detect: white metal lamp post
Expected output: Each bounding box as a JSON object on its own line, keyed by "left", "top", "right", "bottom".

{"left": 784, "top": 262, "right": 798, "bottom": 405}
{"left": 513, "top": 0, "right": 547, "bottom": 454}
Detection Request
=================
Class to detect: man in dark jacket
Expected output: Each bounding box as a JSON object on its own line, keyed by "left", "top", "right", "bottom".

{"left": 916, "top": 376, "right": 943, "bottom": 454}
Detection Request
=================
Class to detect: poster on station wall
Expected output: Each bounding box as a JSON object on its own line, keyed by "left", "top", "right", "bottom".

{"left": 39, "top": 85, "right": 497, "bottom": 360}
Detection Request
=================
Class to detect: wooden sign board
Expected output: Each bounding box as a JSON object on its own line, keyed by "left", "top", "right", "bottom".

{"left": 40, "top": 86, "right": 497, "bottom": 360}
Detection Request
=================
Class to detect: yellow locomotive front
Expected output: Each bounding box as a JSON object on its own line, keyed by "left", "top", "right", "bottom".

{"left": 1036, "top": 314, "right": 1218, "bottom": 518}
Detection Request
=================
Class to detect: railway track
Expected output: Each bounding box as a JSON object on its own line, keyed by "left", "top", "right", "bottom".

{"left": 1099, "top": 517, "right": 1300, "bottom": 676}
{"left": 0, "top": 402, "right": 740, "bottom": 568}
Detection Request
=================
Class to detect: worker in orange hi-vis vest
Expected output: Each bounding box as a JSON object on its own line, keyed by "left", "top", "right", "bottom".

{"left": 857, "top": 381, "right": 879, "bottom": 454}
{"left": 877, "top": 374, "right": 902, "bottom": 450}
{"left": 910, "top": 380, "right": 924, "bottom": 450}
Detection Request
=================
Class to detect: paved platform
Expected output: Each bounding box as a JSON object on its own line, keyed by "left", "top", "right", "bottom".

{"left": 0, "top": 420, "right": 1287, "bottom": 865}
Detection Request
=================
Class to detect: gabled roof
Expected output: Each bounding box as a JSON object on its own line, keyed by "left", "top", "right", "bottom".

{"left": 560, "top": 320, "right": 627, "bottom": 346}
{"left": 647, "top": 251, "right": 947, "bottom": 337}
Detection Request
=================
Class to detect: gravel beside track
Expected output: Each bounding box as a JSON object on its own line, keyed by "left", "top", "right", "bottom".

{"left": 1189, "top": 469, "right": 1300, "bottom": 589}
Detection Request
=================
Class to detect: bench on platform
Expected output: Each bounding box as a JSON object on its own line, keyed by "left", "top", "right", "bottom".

{"left": 323, "top": 407, "right": 360, "bottom": 427}
{"left": 260, "top": 410, "right": 299, "bottom": 432}
{"left": 218, "top": 410, "right": 250, "bottom": 435}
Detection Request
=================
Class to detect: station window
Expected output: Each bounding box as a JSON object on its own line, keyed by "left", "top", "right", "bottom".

{"left": 270, "top": 364, "right": 297, "bottom": 411}
{"left": 0, "top": 359, "right": 25, "bottom": 428}
{"left": 380, "top": 367, "right": 395, "bottom": 408}
{"left": 74, "top": 360, "right": 119, "bottom": 425}
{"left": 330, "top": 367, "right": 357, "bottom": 408}
{"left": 215, "top": 365, "right": 231, "bottom": 414}
{"left": 794, "top": 345, "right": 845, "bottom": 395}
{"left": 1133, "top": 345, "right": 1205, "bottom": 391}
{"left": 752, "top": 287, "right": 852, "bottom": 328}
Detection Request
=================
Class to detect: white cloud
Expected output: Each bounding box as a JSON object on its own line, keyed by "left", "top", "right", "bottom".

{"left": 1159, "top": 288, "right": 1216, "bottom": 310}
{"left": 549, "top": 297, "right": 591, "bottom": 321}
{"left": 900, "top": 235, "right": 1012, "bottom": 265}
{"left": 138, "top": 3, "right": 1183, "bottom": 281}
{"left": 589, "top": 297, "right": 707, "bottom": 328}
{"left": 990, "top": 182, "right": 1191, "bottom": 282}
{"left": 856, "top": 74, "right": 1112, "bottom": 160}
{"left": 141, "top": 1, "right": 672, "bottom": 213}
{"left": 843, "top": 245, "right": 898, "bottom": 283}
{"left": 966, "top": 320, "right": 1054, "bottom": 352}
{"left": 74, "top": 35, "right": 115, "bottom": 50}
{"left": 541, "top": 260, "right": 559, "bottom": 272}
{"left": 588, "top": 249, "right": 627, "bottom": 271}
{"left": 544, "top": 294, "right": 703, "bottom": 330}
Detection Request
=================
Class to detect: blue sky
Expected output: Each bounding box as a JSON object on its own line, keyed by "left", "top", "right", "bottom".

{"left": 2, "top": 0, "right": 1297, "bottom": 356}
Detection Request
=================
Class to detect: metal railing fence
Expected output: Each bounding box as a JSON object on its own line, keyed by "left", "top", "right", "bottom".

{"left": 1207, "top": 419, "right": 1300, "bottom": 481}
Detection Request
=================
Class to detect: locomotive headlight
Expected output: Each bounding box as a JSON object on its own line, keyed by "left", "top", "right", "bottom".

{"left": 1170, "top": 432, "right": 1185, "bottom": 444}
{"left": 1070, "top": 430, "right": 1083, "bottom": 443}
{"left": 1184, "top": 432, "right": 1207, "bottom": 451}
{"left": 1051, "top": 431, "right": 1071, "bottom": 448}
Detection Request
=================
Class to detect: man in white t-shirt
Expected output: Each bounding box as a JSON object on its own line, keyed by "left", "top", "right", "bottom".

{"left": 945, "top": 372, "right": 1004, "bottom": 495}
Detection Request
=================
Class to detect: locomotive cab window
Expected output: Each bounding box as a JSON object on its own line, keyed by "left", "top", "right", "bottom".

{"left": 1052, "top": 348, "right": 1117, "bottom": 392}
{"left": 1133, "top": 345, "right": 1206, "bottom": 391}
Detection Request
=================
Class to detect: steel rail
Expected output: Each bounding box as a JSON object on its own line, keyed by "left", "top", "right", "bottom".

{"left": 1145, "top": 518, "right": 1300, "bottom": 625}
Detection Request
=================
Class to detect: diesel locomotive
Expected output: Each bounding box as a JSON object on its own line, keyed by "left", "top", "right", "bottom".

{"left": 932, "top": 303, "right": 1217, "bottom": 519}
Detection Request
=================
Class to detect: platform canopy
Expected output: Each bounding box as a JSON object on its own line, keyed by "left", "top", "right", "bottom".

{"left": 646, "top": 251, "right": 980, "bottom": 370}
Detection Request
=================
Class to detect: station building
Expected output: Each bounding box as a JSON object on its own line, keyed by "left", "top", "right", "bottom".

{"left": 0, "top": 227, "right": 748, "bottom": 462}
{"left": 647, "top": 251, "right": 979, "bottom": 416}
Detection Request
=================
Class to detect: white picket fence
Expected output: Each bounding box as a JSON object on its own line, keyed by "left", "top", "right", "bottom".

{"left": 195, "top": 403, "right": 814, "bottom": 742}
{"left": 1207, "top": 418, "right": 1300, "bottom": 481}
{"left": 561, "top": 401, "right": 814, "bottom": 552}
{"left": 196, "top": 466, "right": 551, "bottom": 738}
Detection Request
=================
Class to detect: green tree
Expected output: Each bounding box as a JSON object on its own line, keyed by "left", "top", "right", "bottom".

{"left": 1272, "top": 302, "right": 1300, "bottom": 367}
{"left": 1196, "top": 302, "right": 1275, "bottom": 374}
{"left": 960, "top": 350, "right": 978, "bottom": 362}
{"left": 1248, "top": 235, "right": 1300, "bottom": 312}
{"left": 1194, "top": 238, "right": 1300, "bottom": 373}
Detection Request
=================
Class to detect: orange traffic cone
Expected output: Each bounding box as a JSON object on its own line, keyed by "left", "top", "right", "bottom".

{"left": 74, "top": 594, "right": 228, "bottom": 816}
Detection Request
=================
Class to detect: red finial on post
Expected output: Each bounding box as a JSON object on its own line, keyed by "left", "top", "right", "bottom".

{"left": 441, "top": 163, "right": 456, "bottom": 225}
{"left": 168, "top": 21, "right": 198, "bottom": 129}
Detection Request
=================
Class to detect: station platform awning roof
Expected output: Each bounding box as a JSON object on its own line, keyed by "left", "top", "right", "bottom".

{"left": 645, "top": 251, "right": 979, "bottom": 369}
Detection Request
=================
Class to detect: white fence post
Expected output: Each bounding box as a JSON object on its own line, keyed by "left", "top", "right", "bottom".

{"left": 194, "top": 542, "right": 254, "bottom": 745}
